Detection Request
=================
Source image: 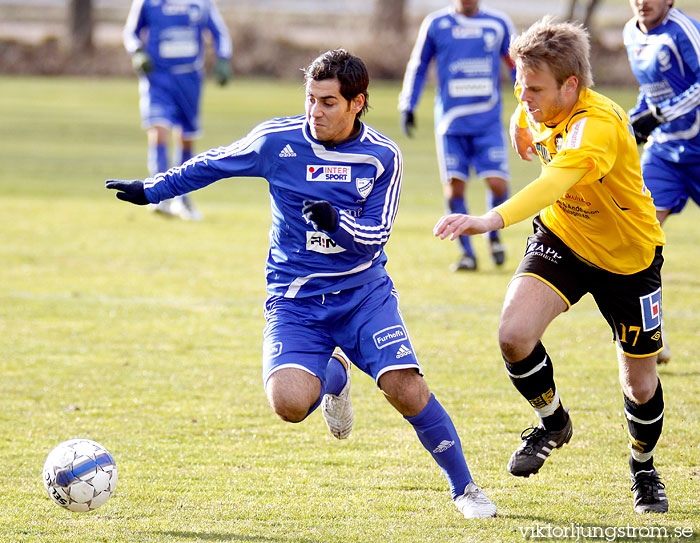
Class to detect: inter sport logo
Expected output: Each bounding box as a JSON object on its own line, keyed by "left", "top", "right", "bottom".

{"left": 306, "top": 165, "right": 351, "bottom": 182}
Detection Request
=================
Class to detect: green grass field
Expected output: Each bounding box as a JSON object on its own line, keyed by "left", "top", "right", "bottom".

{"left": 1, "top": 75, "right": 698, "bottom": 543}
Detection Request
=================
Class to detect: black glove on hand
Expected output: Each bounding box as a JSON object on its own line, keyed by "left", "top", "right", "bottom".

{"left": 400, "top": 111, "right": 415, "bottom": 138}
{"left": 631, "top": 114, "right": 661, "bottom": 144}
{"left": 105, "top": 179, "right": 149, "bottom": 205}
{"left": 302, "top": 200, "right": 339, "bottom": 233}
{"left": 213, "top": 58, "right": 231, "bottom": 86}
{"left": 131, "top": 49, "right": 153, "bottom": 75}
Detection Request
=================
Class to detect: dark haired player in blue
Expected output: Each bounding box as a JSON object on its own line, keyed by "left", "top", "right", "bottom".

{"left": 399, "top": 0, "right": 516, "bottom": 271}
{"left": 623, "top": 0, "right": 700, "bottom": 364}
{"left": 106, "top": 49, "right": 497, "bottom": 519}
{"left": 123, "top": 0, "right": 232, "bottom": 221}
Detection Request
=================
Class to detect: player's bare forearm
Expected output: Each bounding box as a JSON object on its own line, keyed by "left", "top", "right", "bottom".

{"left": 433, "top": 211, "right": 505, "bottom": 241}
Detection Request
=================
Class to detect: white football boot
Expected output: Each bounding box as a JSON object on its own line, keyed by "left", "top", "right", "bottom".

{"left": 151, "top": 198, "right": 175, "bottom": 217}
{"left": 454, "top": 482, "right": 498, "bottom": 518}
{"left": 322, "top": 348, "right": 353, "bottom": 439}
{"left": 177, "top": 195, "right": 203, "bottom": 221}
{"left": 151, "top": 196, "right": 202, "bottom": 221}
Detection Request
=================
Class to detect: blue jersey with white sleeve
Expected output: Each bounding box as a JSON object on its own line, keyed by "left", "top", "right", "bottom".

{"left": 398, "top": 5, "right": 516, "bottom": 136}
{"left": 624, "top": 8, "right": 700, "bottom": 160}
{"left": 144, "top": 116, "right": 402, "bottom": 298}
{"left": 123, "top": 0, "right": 232, "bottom": 74}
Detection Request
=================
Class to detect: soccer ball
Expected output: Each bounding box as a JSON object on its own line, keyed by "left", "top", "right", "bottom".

{"left": 42, "top": 439, "right": 118, "bottom": 512}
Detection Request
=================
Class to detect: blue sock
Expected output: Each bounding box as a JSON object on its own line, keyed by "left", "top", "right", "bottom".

{"left": 177, "top": 145, "right": 193, "bottom": 167}
{"left": 487, "top": 188, "right": 509, "bottom": 210}
{"left": 446, "top": 197, "right": 474, "bottom": 257}
{"left": 486, "top": 188, "right": 509, "bottom": 242}
{"left": 302, "top": 354, "right": 347, "bottom": 420}
{"left": 325, "top": 354, "right": 347, "bottom": 396}
{"left": 486, "top": 187, "right": 508, "bottom": 241}
{"left": 405, "top": 394, "right": 472, "bottom": 499}
{"left": 148, "top": 143, "right": 169, "bottom": 176}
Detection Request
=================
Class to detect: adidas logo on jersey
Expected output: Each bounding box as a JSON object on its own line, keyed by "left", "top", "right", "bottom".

{"left": 432, "top": 440, "right": 455, "bottom": 454}
{"left": 279, "top": 144, "right": 296, "bottom": 157}
{"left": 395, "top": 344, "right": 412, "bottom": 359}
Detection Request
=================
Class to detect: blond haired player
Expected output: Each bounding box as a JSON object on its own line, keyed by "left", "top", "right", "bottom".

{"left": 434, "top": 17, "right": 668, "bottom": 514}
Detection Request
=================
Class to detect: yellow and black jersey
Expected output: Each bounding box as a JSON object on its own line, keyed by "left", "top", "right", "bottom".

{"left": 497, "top": 87, "right": 665, "bottom": 274}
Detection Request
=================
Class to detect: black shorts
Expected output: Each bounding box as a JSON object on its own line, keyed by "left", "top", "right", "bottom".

{"left": 514, "top": 217, "right": 664, "bottom": 357}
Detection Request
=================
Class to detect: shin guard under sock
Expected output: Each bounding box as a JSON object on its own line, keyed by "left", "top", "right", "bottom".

{"left": 625, "top": 379, "right": 664, "bottom": 471}
{"left": 504, "top": 342, "right": 567, "bottom": 430}
{"left": 406, "top": 394, "right": 472, "bottom": 499}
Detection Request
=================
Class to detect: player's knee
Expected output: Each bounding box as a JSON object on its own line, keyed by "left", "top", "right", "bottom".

{"left": 486, "top": 176, "right": 508, "bottom": 197}
{"left": 379, "top": 369, "right": 429, "bottom": 417}
{"left": 274, "top": 407, "right": 307, "bottom": 424}
{"left": 181, "top": 138, "right": 194, "bottom": 153}
{"left": 498, "top": 325, "right": 535, "bottom": 362}
{"left": 267, "top": 395, "right": 311, "bottom": 423}
{"left": 264, "top": 371, "right": 319, "bottom": 423}
{"left": 445, "top": 178, "right": 465, "bottom": 199}
{"left": 623, "top": 379, "right": 657, "bottom": 405}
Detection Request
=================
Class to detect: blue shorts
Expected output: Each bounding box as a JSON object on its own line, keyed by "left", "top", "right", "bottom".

{"left": 641, "top": 151, "right": 700, "bottom": 213}
{"left": 139, "top": 69, "right": 202, "bottom": 139}
{"left": 436, "top": 130, "right": 510, "bottom": 184}
{"left": 262, "top": 276, "right": 421, "bottom": 387}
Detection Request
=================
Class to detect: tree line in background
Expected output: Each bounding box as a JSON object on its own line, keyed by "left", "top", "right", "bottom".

{"left": 68, "top": 0, "right": 603, "bottom": 55}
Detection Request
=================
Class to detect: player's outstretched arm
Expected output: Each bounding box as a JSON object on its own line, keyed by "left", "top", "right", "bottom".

{"left": 433, "top": 211, "right": 504, "bottom": 241}
{"left": 105, "top": 179, "right": 149, "bottom": 205}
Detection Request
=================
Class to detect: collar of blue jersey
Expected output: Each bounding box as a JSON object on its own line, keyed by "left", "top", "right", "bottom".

{"left": 303, "top": 118, "right": 365, "bottom": 149}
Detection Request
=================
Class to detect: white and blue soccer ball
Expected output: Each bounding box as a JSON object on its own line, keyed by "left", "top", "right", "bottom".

{"left": 42, "top": 439, "right": 118, "bottom": 512}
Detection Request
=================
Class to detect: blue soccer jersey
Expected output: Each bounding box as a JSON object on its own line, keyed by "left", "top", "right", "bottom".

{"left": 624, "top": 8, "right": 700, "bottom": 160}
{"left": 123, "top": 0, "right": 232, "bottom": 73}
{"left": 144, "top": 116, "right": 402, "bottom": 298}
{"left": 398, "top": 5, "right": 516, "bottom": 136}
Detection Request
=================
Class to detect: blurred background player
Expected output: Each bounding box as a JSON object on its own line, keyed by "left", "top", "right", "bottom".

{"left": 107, "top": 49, "right": 498, "bottom": 519}
{"left": 398, "top": 0, "right": 516, "bottom": 271}
{"left": 435, "top": 17, "right": 668, "bottom": 514}
{"left": 123, "top": 0, "right": 232, "bottom": 220}
{"left": 623, "top": 0, "right": 700, "bottom": 364}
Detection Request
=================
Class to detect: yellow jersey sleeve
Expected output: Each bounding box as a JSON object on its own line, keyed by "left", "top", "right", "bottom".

{"left": 494, "top": 167, "right": 587, "bottom": 227}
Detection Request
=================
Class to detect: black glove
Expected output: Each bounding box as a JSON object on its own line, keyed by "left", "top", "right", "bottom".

{"left": 400, "top": 111, "right": 415, "bottom": 138}
{"left": 105, "top": 179, "right": 149, "bottom": 205}
{"left": 213, "top": 58, "right": 231, "bottom": 86}
{"left": 631, "top": 113, "right": 661, "bottom": 144}
{"left": 131, "top": 49, "right": 153, "bottom": 75}
{"left": 302, "top": 199, "right": 339, "bottom": 233}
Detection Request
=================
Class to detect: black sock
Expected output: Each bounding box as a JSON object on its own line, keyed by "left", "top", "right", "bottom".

{"left": 504, "top": 342, "right": 565, "bottom": 429}
{"left": 625, "top": 379, "right": 664, "bottom": 474}
{"left": 629, "top": 455, "right": 655, "bottom": 474}
{"left": 542, "top": 404, "right": 568, "bottom": 431}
